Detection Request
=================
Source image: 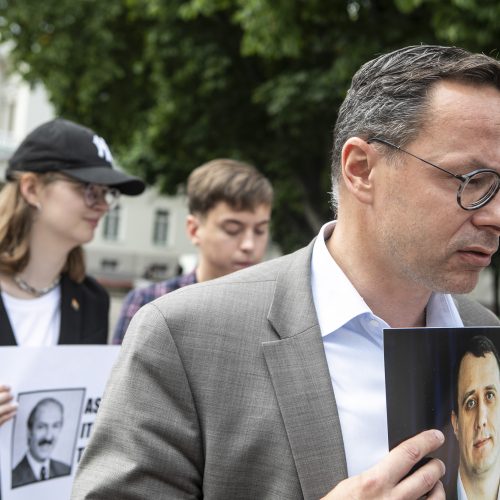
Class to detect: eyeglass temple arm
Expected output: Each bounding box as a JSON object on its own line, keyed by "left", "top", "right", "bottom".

{"left": 367, "top": 137, "right": 465, "bottom": 181}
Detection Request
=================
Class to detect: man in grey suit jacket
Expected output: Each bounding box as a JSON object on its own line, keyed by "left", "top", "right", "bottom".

{"left": 72, "top": 45, "right": 500, "bottom": 499}
{"left": 12, "top": 454, "right": 70, "bottom": 488}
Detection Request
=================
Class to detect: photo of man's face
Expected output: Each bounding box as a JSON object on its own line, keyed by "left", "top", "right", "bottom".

{"left": 27, "top": 400, "right": 64, "bottom": 463}
{"left": 452, "top": 352, "right": 500, "bottom": 476}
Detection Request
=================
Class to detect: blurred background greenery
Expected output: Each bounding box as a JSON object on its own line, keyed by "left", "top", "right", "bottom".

{"left": 0, "top": 0, "right": 499, "bottom": 259}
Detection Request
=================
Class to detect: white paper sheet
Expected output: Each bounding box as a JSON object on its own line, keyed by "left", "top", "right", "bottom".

{"left": 0, "top": 345, "right": 119, "bottom": 500}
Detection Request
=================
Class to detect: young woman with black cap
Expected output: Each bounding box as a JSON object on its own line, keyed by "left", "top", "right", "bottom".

{"left": 0, "top": 118, "right": 145, "bottom": 426}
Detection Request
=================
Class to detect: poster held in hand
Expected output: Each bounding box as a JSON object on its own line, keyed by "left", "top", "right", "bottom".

{"left": 384, "top": 326, "right": 500, "bottom": 499}
{"left": 0, "top": 345, "right": 119, "bottom": 500}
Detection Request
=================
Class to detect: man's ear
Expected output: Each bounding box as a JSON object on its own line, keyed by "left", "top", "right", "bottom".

{"left": 340, "top": 137, "right": 375, "bottom": 205}
{"left": 451, "top": 410, "right": 459, "bottom": 439}
{"left": 186, "top": 214, "right": 201, "bottom": 246}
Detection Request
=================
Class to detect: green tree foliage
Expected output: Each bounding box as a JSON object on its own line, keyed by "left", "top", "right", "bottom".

{"left": 0, "top": 0, "right": 500, "bottom": 252}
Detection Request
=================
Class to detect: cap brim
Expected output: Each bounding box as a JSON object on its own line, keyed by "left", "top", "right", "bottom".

{"left": 60, "top": 166, "right": 145, "bottom": 195}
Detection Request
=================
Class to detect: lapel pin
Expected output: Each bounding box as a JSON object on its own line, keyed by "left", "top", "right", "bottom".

{"left": 71, "top": 298, "right": 80, "bottom": 311}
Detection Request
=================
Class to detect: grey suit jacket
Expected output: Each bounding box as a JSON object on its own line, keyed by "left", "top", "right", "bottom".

{"left": 71, "top": 241, "right": 499, "bottom": 500}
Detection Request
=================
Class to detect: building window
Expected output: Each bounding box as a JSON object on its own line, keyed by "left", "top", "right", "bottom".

{"left": 103, "top": 205, "right": 120, "bottom": 241}
{"left": 153, "top": 209, "right": 169, "bottom": 246}
{"left": 101, "top": 259, "right": 118, "bottom": 272}
{"left": 143, "top": 263, "right": 168, "bottom": 280}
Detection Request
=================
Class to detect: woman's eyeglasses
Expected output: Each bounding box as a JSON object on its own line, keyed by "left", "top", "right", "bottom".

{"left": 81, "top": 183, "right": 121, "bottom": 210}
{"left": 48, "top": 174, "right": 121, "bottom": 209}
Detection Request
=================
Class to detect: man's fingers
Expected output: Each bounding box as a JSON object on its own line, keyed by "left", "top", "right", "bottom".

{"left": 394, "top": 457, "right": 445, "bottom": 499}
{"left": 321, "top": 430, "right": 446, "bottom": 500}
{"left": 380, "top": 430, "right": 445, "bottom": 485}
{"left": 425, "top": 478, "right": 446, "bottom": 500}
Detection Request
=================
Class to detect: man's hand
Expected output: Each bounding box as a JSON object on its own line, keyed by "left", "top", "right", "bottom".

{"left": 322, "top": 429, "right": 446, "bottom": 499}
{"left": 0, "top": 384, "right": 18, "bottom": 426}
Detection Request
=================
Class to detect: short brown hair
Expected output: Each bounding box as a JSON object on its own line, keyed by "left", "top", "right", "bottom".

{"left": 187, "top": 159, "right": 273, "bottom": 215}
{"left": 0, "top": 173, "right": 86, "bottom": 282}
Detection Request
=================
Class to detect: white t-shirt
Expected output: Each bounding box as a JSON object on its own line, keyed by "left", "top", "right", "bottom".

{"left": 2, "top": 286, "right": 61, "bottom": 346}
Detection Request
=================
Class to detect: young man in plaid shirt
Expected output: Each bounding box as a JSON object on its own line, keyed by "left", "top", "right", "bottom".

{"left": 112, "top": 158, "right": 273, "bottom": 344}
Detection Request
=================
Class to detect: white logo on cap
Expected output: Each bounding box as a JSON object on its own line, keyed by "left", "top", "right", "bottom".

{"left": 92, "top": 135, "right": 113, "bottom": 163}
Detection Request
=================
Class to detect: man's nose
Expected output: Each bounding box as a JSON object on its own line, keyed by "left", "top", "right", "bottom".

{"left": 476, "top": 400, "right": 488, "bottom": 428}
{"left": 45, "top": 425, "right": 58, "bottom": 439}
{"left": 472, "top": 192, "right": 500, "bottom": 237}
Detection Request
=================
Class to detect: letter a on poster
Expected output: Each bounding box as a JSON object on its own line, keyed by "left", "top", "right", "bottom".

{"left": 0, "top": 345, "right": 119, "bottom": 500}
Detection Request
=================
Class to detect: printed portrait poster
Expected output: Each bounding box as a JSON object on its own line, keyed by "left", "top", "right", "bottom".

{"left": 0, "top": 345, "right": 120, "bottom": 500}
{"left": 384, "top": 326, "right": 500, "bottom": 500}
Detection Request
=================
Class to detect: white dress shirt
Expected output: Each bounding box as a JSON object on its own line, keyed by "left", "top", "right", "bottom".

{"left": 311, "top": 221, "right": 463, "bottom": 476}
{"left": 457, "top": 472, "right": 468, "bottom": 500}
{"left": 27, "top": 451, "right": 50, "bottom": 480}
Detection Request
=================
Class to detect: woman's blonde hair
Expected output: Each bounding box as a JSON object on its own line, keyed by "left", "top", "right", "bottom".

{"left": 0, "top": 173, "right": 86, "bottom": 282}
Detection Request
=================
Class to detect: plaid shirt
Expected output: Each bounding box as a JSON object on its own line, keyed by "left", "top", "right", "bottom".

{"left": 112, "top": 270, "right": 197, "bottom": 345}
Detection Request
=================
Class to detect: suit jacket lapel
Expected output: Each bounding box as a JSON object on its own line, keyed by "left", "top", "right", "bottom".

{"left": 262, "top": 242, "right": 347, "bottom": 500}
{"left": 58, "top": 274, "right": 83, "bottom": 344}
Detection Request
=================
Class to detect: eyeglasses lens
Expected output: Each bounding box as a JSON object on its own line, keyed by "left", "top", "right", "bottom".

{"left": 84, "top": 184, "right": 120, "bottom": 209}
{"left": 460, "top": 171, "right": 499, "bottom": 209}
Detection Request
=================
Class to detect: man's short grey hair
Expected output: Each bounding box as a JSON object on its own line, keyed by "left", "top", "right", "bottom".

{"left": 331, "top": 45, "right": 500, "bottom": 212}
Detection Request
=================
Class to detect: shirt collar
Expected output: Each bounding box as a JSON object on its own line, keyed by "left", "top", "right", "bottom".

{"left": 27, "top": 451, "right": 50, "bottom": 480}
{"left": 311, "top": 221, "right": 463, "bottom": 337}
{"left": 426, "top": 292, "right": 463, "bottom": 327}
{"left": 311, "top": 221, "right": 372, "bottom": 337}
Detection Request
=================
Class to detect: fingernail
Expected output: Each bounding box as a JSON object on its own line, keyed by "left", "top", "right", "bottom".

{"left": 440, "top": 459, "right": 446, "bottom": 475}
{"left": 433, "top": 429, "right": 444, "bottom": 443}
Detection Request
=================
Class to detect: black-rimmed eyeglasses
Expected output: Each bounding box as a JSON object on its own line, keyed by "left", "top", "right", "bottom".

{"left": 367, "top": 137, "right": 500, "bottom": 211}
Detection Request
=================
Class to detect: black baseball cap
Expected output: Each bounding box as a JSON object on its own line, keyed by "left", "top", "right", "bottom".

{"left": 6, "top": 118, "right": 146, "bottom": 195}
